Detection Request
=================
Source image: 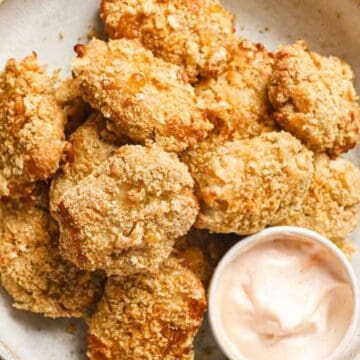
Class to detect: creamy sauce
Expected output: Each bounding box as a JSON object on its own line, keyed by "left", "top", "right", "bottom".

{"left": 215, "top": 237, "right": 354, "bottom": 360}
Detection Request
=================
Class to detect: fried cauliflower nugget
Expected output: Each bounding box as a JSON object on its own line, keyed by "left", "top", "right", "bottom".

{"left": 268, "top": 41, "right": 360, "bottom": 156}
{"left": 183, "top": 132, "right": 314, "bottom": 235}
{"left": 174, "top": 229, "right": 237, "bottom": 287}
{"left": 0, "top": 54, "right": 66, "bottom": 198}
{"left": 87, "top": 258, "right": 206, "bottom": 360}
{"left": 336, "top": 241, "right": 356, "bottom": 259}
{"left": 55, "top": 145, "right": 199, "bottom": 276}
{"left": 196, "top": 40, "right": 277, "bottom": 142}
{"left": 100, "top": 0, "right": 236, "bottom": 82}
{"left": 50, "top": 113, "right": 120, "bottom": 216}
{"left": 277, "top": 154, "right": 360, "bottom": 244}
{"left": 55, "top": 77, "right": 90, "bottom": 135}
{"left": 72, "top": 38, "right": 212, "bottom": 153}
{"left": 0, "top": 184, "right": 104, "bottom": 318}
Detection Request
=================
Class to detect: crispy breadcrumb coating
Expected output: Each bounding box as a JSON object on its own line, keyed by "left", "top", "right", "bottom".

{"left": 277, "top": 154, "right": 360, "bottom": 245}
{"left": 183, "top": 132, "right": 314, "bottom": 235}
{"left": 50, "top": 113, "right": 121, "bottom": 216}
{"left": 87, "top": 258, "right": 206, "bottom": 360}
{"left": 56, "top": 144, "right": 199, "bottom": 276}
{"left": 174, "top": 229, "right": 237, "bottom": 287}
{"left": 268, "top": 41, "right": 360, "bottom": 156}
{"left": 72, "top": 38, "right": 212, "bottom": 153}
{"left": 334, "top": 240, "right": 356, "bottom": 259}
{"left": 100, "top": 0, "right": 236, "bottom": 82}
{"left": 196, "top": 40, "right": 277, "bottom": 142}
{"left": 55, "top": 77, "right": 90, "bottom": 135}
{"left": 0, "top": 184, "right": 104, "bottom": 318}
{"left": 0, "top": 54, "right": 66, "bottom": 198}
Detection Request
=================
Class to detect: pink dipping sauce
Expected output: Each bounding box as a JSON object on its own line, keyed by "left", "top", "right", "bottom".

{"left": 214, "top": 237, "right": 355, "bottom": 360}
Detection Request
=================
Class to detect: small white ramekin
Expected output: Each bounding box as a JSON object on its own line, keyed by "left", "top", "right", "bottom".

{"left": 208, "top": 226, "right": 360, "bottom": 360}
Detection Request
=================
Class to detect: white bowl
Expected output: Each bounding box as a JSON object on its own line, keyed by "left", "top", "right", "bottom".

{"left": 208, "top": 226, "right": 360, "bottom": 360}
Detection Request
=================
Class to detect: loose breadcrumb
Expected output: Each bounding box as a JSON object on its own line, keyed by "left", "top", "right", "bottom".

{"left": 87, "top": 258, "right": 206, "bottom": 360}
{"left": 183, "top": 132, "right": 314, "bottom": 235}
{"left": 100, "top": 0, "right": 236, "bottom": 82}
{"left": 277, "top": 154, "right": 360, "bottom": 244}
{"left": 0, "top": 54, "right": 66, "bottom": 197}
{"left": 268, "top": 41, "right": 360, "bottom": 156}
{"left": 72, "top": 38, "right": 212, "bottom": 153}
{"left": 66, "top": 323, "right": 76, "bottom": 334}
{"left": 56, "top": 144, "right": 199, "bottom": 276}
{"left": 0, "top": 184, "right": 104, "bottom": 318}
{"left": 196, "top": 39, "right": 277, "bottom": 142}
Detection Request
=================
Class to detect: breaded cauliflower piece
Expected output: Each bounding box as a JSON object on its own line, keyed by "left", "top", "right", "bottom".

{"left": 87, "top": 258, "right": 206, "bottom": 360}
{"left": 100, "top": 0, "right": 236, "bottom": 82}
{"left": 0, "top": 54, "right": 66, "bottom": 198}
{"left": 174, "top": 229, "right": 237, "bottom": 287}
{"left": 335, "top": 240, "right": 356, "bottom": 259}
{"left": 55, "top": 77, "right": 90, "bottom": 135}
{"left": 196, "top": 40, "right": 277, "bottom": 142}
{"left": 50, "top": 113, "right": 121, "bottom": 216}
{"left": 268, "top": 41, "right": 360, "bottom": 156}
{"left": 55, "top": 144, "right": 199, "bottom": 276}
{"left": 277, "top": 154, "right": 360, "bottom": 245}
{"left": 0, "top": 184, "right": 104, "bottom": 318}
{"left": 183, "top": 132, "right": 314, "bottom": 235}
{"left": 72, "top": 38, "right": 212, "bottom": 153}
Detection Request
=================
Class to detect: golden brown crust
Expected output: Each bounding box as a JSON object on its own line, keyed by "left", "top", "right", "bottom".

{"left": 0, "top": 184, "right": 104, "bottom": 318}
{"left": 100, "top": 0, "right": 236, "bottom": 81}
{"left": 173, "top": 229, "right": 237, "bottom": 287}
{"left": 56, "top": 144, "right": 199, "bottom": 276}
{"left": 196, "top": 40, "right": 277, "bottom": 142}
{"left": 55, "top": 77, "right": 90, "bottom": 135}
{"left": 268, "top": 41, "right": 360, "bottom": 156}
{"left": 183, "top": 131, "right": 314, "bottom": 234}
{"left": 335, "top": 240, "right": 356, "bottom": 259}
{"left": 0, "top": 54, "right": 66, "bottom": 198}
{"left": 277, "top": 154, "right": 360, "bottom": 244}
{"left": 87, "top": 258, "right": 206, "bottom": 360}
{"left": 72, "top": 38, "right": 213, "bottom": 153}
{"left": 50, "top": 113, "right": 120, "bottom": 217}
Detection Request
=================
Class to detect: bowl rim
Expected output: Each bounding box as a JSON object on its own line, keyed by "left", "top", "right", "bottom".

{"left": 208, "top": 225, "right": 360, "bottom": 360}
{"left": 0, "top": 339, "right": 18, "bottom": 360}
